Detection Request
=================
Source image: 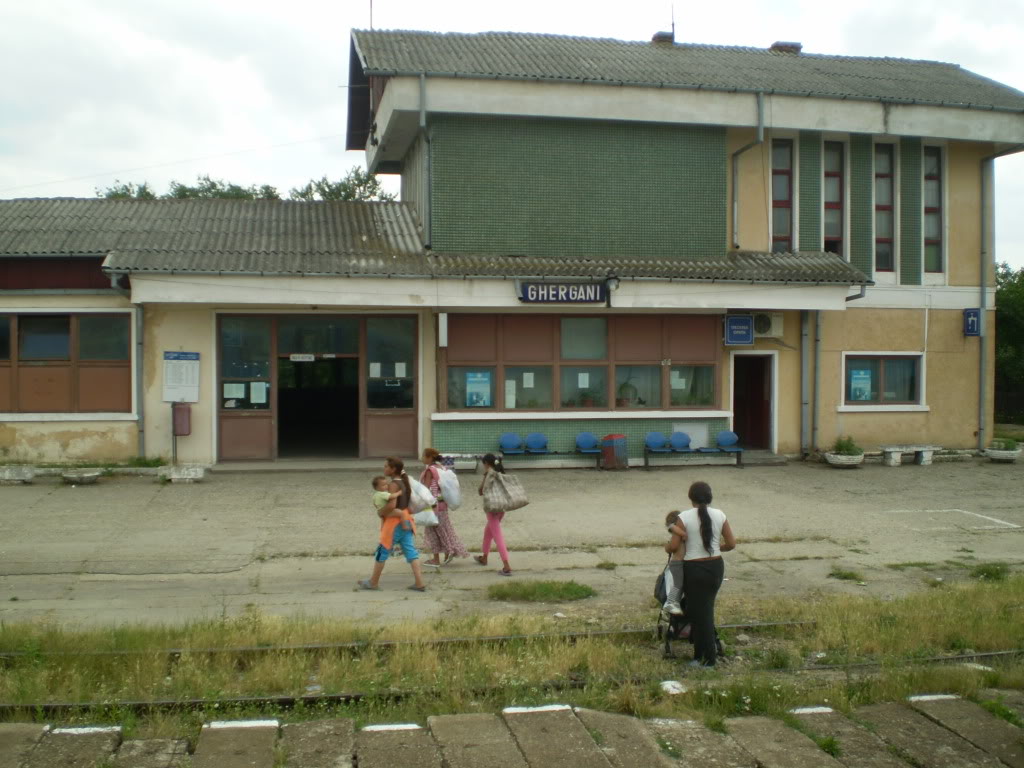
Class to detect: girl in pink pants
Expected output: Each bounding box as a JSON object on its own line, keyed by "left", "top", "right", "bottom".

{"left": 475, "top": 453, "right": 513, "bottom": 576}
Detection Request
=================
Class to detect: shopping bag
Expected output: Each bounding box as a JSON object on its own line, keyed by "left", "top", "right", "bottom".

{"left": 437, "top": 466, "right": 462, "bottom": 510}
{"left": 413, "top": 507, "right": 440, "bottom": 527}
{"left": 482, "top": 472, "right": 529, "bottom": 514}
{"left": 408, "top": 477, "right": 437, "bottom": 513}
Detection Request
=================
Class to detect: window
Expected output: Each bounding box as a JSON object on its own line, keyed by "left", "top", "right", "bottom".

{"left": 615, "top": 365, "right": 661, "bottom": 409}
{"left": 924, "top": 146, "right": 943, "bottom": 273}
{"left": 771, "top": 140, "right": 793, "bottom": 253}
{"left": 669, "top": 365, "right": 715, "bottom": 406}
{"left": 504, "top": 366, "right": 553, "bottom": 409}
{"left": 874, "top": 144, "right": 895, "bottom": 272}
{"left": 560, "top": 366, "right": 607, "bottom": 408}
{"left": 366, "top": 317, "right": 415, "bottom": 409}
{"left": 845, "top": 356, "right": 920, "bottom": 404}
{"left": 1, "top": 313, "right": 132, "bottom": 413}
{"left": 823, "top": 142, "right": 844, "bottom": 256}
{"left": 560, "top": 317, "right": 606, "bottom": 359}
{"left": 447, "top": 367, "right": 495, "bottom": 409}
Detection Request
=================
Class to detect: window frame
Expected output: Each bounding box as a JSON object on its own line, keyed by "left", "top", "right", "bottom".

{"left": 923, "top": 145, "right": 945, "bottom": 275}
{"left": 838, "top": 351, "right": 928, "bottom": 412}
{"left": 822, "top": 140, "right": 845, "bottom": 257}
{"left": 874, "top": 143, "right": 896, "bottom": 273}
{"left": 771, "top": 138, "right": 794, "bottom": 253}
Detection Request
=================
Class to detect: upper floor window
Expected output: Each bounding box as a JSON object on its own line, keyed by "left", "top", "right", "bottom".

{"left": 823, "top": 142, "right": 844, "bottom": 256}
{"left": 771, "top": 140, "right": 793, "bottom": 253}
{"left": 874, "top": 144, "right": 895, "bottom": 272}
{"left": 923, "top": 147, "right": 943, "bottom": 273}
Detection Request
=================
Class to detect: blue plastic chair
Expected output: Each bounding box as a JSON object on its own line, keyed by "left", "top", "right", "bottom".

{"left": 499, "top": 432, "right": 525, "bottom": 455}
{"left": 576, "top": 431, "right": 601, "bottom": 467}
{"left": 669, "top": 432, "right": 694, "bottom": 453}
{"left": 716, "top": 430, "right": 744, "bottom": 467}
{"left": 644, "top": 431, "right": 671, "bottom": 469}
{"left": 524, "top": 432, "right": 550, "bottom": 454}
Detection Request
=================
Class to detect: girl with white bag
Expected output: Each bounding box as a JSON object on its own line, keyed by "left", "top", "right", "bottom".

{"left": 474, "top": 453, "right": 527, "bottom": 576}
{"left": 419, "top": 448, "right": 469, "bottom": 567}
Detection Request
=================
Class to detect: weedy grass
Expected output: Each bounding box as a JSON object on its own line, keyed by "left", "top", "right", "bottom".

{"left": 487, "top": 580, "right": 597, "bottom": 602}
{"left": 970, "top": 562, "right": 1009, "bottom": 582}
{"left": 828, "top": 567, "right": 864, "bottom": 582}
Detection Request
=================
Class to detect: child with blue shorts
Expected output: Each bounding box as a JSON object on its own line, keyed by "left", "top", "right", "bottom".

{"left": 358, "top": 459, "right": 427, "bottom": 592}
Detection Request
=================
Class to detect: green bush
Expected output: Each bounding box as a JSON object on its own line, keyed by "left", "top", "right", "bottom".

{"left": 831, "top": 436, "right": 863, "bottom": 456}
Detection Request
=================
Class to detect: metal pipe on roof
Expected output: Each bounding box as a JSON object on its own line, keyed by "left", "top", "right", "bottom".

{"left": 731, "top": 91, "right": 765, "bottom": 249}
{"left": 420, "top": 72, "right": 433, "bottom": 250}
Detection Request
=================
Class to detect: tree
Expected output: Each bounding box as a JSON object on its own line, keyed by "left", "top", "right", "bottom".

{"left": 995, "top": 261, "right": 1024, "bottom": 422}
{"left": 96, "top": 168, "right": 394, "bottom": 202}
{"left": 288, "top": 167, "right": 395, "bottom": 202}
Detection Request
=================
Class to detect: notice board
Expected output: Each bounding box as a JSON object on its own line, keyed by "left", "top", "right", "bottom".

{"left": 163, "top": 351, "right": 200, "bottom": 402}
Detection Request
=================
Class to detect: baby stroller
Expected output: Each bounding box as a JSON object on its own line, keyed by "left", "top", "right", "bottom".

{"left": 654, "top": 558, "right": 725, "bottom": 660}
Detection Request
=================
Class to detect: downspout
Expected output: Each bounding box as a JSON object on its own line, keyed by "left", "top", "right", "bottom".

{"left": 978, "top": 144, "right": 1024, "bottom": 450}
{"left": 420, "top": 72, "right": 432, "bottom": 250}
{"left": 800, "top": 310, "right": 810, "bottom": 457}
{"left": 811, "top": 310, "right": 821, "bottom": 454}
{"left": 731, "top": 91, "right": 765, "bottom": 249}
{"left": 135, "top": 302, "right": 145, "bottom": 458}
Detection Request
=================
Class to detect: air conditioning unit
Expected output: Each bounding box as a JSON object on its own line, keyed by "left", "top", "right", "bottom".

{"left": 753, "top": 312, "right": 784, "bottom": 338}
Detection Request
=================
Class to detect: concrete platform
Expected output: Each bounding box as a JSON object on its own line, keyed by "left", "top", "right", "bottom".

{"left": 910, "top": 695, "right": 1024, "bottom": 768}
{"left": 791, "top": 708, "right": 906, "bottom": 768}
{"left": 192, "top": 721, "right": 278, "bottom": 768}
{"left": 574, "top": 707, "right": 673, "bottom": 768}
{"left": 112, "top": 738, "right": 190, "bottom": 768}
{"left": 725, "top": 715, "right": 844, "bottom": 768}
{"left": 0, "top": 724, "right": 47, "bottom": 768}
{"left": 355, "top": 725, "right": 444, "bottom": 768}
{"left": 502, "top": 707, "right": 612, "bottom": 768}
{"left": 22, "top": 726, "right": 121, "bottom": 768}
{"left": 645, "top": 718, "right": 756, "bottom": 768}
{"left": 427, "top": 713, "right": 528, "bottom": 768}
{"left": 279, "top": 719, "right": 355, "bottom": 768}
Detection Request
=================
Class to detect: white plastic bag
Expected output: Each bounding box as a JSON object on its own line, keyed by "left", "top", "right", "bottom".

{"left": 413, "top": 507, "right": 439, "bottom": 527}
{"left": 437, "top": 466, "right": 462, "bottom": 510}
{"left": 407, "top": 477, "right": 437, "bottom": 513}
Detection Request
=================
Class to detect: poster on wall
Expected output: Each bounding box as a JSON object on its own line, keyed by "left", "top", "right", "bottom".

{"left": 850, "top": 369, "right": 873, "bottom": 400}
{"left": 466, "top": 371, "right": 492, "bottom": 407}
{"left": 162, "top": 351, "right": 200, "bottom": 402}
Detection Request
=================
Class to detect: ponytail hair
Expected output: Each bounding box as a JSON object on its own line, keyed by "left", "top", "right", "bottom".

{"left": 385, "top": 456, "right": 412, "bottom": 501}
{"left": 423, "top": 447, "right": 442, "bottom": 464}
{"left": 481, "top": 453, "right": 505, "bottom": 473}
{"left": 688, "top": 481, "right": 714, "bottom": 554}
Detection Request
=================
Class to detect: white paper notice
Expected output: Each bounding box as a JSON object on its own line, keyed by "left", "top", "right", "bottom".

{"left": 522, "top": 372, "right": 534, "bottom": 388}
{"left": 250, "top": 382, "right": 268, "bottom": 404}
{"left": 670, "top": 370, "right": 687, "bottom": 390}
{"left": 505, "top": 380, "right": 516, "bottom": 408}
{"left": 395, "top": 362, "right": 407, "bottom": 377}
{"left": 369, "top": 362, "right": 382, "bottom": 378}
{"left": 224, "top": 383, "right": 246, "bottom": 398}
{"left": 577, "top": 372, "right": 589, "bottom": 388}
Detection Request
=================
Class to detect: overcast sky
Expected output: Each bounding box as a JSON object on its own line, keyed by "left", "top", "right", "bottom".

{"left": 2, "top": 0, "right": 1022, "bottom": 268}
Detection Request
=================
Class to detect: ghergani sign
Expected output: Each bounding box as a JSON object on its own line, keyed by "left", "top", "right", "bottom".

{"left": 519, "top": 282, "right": 606, "bottom": 303}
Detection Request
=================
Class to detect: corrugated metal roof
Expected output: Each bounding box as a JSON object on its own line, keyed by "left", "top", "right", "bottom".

{"left": 0, "top": 198, "right": 868, "bottom": 285}
{"left": 351, "top": 29, "right": 1024, "bottom": 112}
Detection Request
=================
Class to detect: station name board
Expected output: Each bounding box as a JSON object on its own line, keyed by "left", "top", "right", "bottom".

{"left": 519, "top": 282, "right": 606, "bottom": 303}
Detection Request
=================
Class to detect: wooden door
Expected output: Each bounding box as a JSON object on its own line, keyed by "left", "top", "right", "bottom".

{"left": 733, "top": 355, "right": 771, "bottom": 450}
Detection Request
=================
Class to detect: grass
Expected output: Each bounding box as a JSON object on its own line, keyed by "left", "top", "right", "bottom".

{"left": 828, "top": 567, "right": 865, "bottom": 582}
{"left": 885, "top": 562, "right": 936, "bottom": 571}
{"left": 487, "top": 580, "right": 597, "bottom": 602}
{"left": 596, "top": 561, "right": 617, "bottom": 571}
{"left": 978, "top": 698, "right": 1024, "bottom": 728}
{"left": 970, "top": 562, "right": 1010, "bottom": 581}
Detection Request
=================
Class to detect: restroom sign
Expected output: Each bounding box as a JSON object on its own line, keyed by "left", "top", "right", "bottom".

{"left": 963, "top": 308, "right": 981, "bottom": 337}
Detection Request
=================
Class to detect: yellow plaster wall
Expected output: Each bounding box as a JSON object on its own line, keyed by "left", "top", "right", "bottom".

{"left": 419, "top": 310, "right": 438, "bottom": 451}
{"left": 0, "top": 295, "right": 133, "bottom": 310}
{"left": 815, "top": 306, "right": 994, "bottom": 451}
{"left": 726, "top": 128, "right": 771, "bottom": 252}
{"left": 946, "top": 141, "right": 992, "bottom": 287}
{"left": 0, "top": 422, "right": 136, "bottom": 463}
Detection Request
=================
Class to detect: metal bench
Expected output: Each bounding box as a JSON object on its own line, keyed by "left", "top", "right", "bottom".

{"left": 441, "top": 453, "right": 501, "bottom": 471}
{"left": 879, "top": 445, "right": 943, "bottom": 467}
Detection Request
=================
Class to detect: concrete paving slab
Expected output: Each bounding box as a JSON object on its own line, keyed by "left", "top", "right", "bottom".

{"left": 645, "top": 718, "right": 756, "bottom": 767}
{"left": 112, "top": 738, "right": 190, "bottom": 767}
{"left": 0, "top": 723, "right": 47, "bottom": 768}
{"left": 355, "top": 725, "right": 443, "bottom": 768}
{"left": 725, "top": 716, "right": 843, "bottom": 768}
{"left": 427, "top": 713, "right": 527, "bottom": 768}
{"left": 791, "top": 709, "right": 906, "bottom": 768}
{"left": 854, "top": 702, "right": 1003, "bottom": 768}
{"left": 279, "top": 718, "right": 355, "bottom": 768}
{"left": 910, "top": 696, "right": 1024, "bottom": 768}
{"left": 979, "top": 688, "right": 1024, "bottom": 720}
{"left": 22, "top": 726, "right": 121, "bottom": 768}
{"left": 192, "top": 721, "right": 278, "bottom": 768}
{"left": 574, "top": 707, "right": 673, "bottom": 768}
{"left": 502, "top": 707, "right": 611, "bottom": 768}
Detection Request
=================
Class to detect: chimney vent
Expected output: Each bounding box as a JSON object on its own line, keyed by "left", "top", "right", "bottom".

{"left": 652, "top": 30, "right": 674, "bottom": 44}
{"left": 770, "top": 41, "right": 802, "bottom": 54}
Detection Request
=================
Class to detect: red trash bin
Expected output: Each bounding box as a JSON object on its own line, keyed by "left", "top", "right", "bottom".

{"left": 601, "top": 434, "right": 628, "bottom": 470}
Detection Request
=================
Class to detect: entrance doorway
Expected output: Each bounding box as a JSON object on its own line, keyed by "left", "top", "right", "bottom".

{"left": 277, "top": 357, "right": 359, "bottom": 457}
{"left": 732, "top": 354, "right": 773, "bottom": 450}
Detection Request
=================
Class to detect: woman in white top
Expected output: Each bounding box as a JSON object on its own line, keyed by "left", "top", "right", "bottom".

{"left": 667, "top": 480, "right": 736, "bottom": 667}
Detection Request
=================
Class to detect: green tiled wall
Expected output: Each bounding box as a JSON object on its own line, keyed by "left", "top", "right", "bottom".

{"left": 798, "top": 131, "right": 822, "bottom": 251}
{"left": 848, "top": 134, "right": 874, "bottom": 278}
{"left": 432, "top": 418, "right": 730, "bottom": 461}
{"left": 900, "top": 137, "right": 923, "bottom": 286}
{"left": 429, "top": 115, "right": 727, "bottom": 258}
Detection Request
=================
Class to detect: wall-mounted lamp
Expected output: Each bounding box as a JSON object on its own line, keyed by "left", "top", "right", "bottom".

{"left": 605, "top": 275, "right": 621, "bottom": 291}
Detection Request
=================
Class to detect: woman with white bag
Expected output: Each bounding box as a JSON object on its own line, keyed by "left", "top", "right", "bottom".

{"left": 357, "top": 457, "right": 427, "bottom": 592}
{"left": 420, "top": 448, "right": 469, "bottom": 568}
{"left": 474, "top": 453, "right": 524, "bottom": 576}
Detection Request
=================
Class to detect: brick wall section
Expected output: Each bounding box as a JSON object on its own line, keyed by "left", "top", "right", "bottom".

{"left": 428, "top": 115, "right": 727, "bottom": 258}
{"left": 798, "top": 131, "right": 821, "bottom": 250}
{"left": 848, "top": 134, "right": 874, "bottom": 278}
{"left": 900, "top": 137, "right": 923, "bottom": 285}
{"left": 433, "top": 417, "right": 730, "bottom": 460}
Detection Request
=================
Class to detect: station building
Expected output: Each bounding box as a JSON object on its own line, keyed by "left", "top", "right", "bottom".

{"left": 2, "top": 30, "right": 1022, "bottom": 465}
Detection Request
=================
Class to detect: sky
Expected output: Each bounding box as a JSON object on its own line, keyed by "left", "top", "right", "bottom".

{"left": 1, "top": 0, "right": 1023, "bottom": 268}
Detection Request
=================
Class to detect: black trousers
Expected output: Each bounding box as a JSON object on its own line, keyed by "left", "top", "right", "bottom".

{"left": 683, "top": 557, "right": 725, "bottom": 666}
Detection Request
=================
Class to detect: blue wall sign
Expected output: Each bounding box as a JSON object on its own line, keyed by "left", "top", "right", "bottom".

{"left": 963, "top": 308, "right": 981, "bottom": 337}
{"left": 724, "top": 315, "right": 754, "bottom": 345}
{"left": 163, "top": 351, "right": 200, "bottom": 361}
{"left": 519, "top": 282, "right": 606, "bottom": 303}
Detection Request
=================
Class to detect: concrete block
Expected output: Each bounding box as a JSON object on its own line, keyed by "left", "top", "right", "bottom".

{"left": 427, "top": 713, "right": 527, "bottom": 768}
{"left": 22, "top": 726, "right": 121, "bottom": 768}
{"left": 0, "top": 465, "right": 35, "bottom": 484}
{"left": 112, "top": 738, "right": 190, "bottom": 767}
{"left": 910, "top": 696, "right": 1024, "bottom": 768}
{"left": 979, "top": 688, "right": 1024, "bottom": 721}
{"left": 0, "top": 723, "right": 48, "bottom": 768}
{"left": 193, "top": 720, "right": 278, "bottom": 768}
{"left": 574, "top": 708, "right": 672, "bottom": 768}
{"left": 502, "top": 707, "right": 612, "bottom": 768}
{"left": 725, "top": 716, "right": 844, "bottom": 768}
{"left": 791, "top": 708, "right": 906, "bottom": 768}
{"left": 855, "top": 702, "right": 1002, "bottom": 768}
{"left": 645, "top": 718, "right": 756, "bottom": 767}
{"left": 355, "top": 725, "right": 443, "bottom": 768}
{"left": 159, "top": 464, "right": 207, "bottom": 483}
{"left": 279, "top": 718, "right": 355, "bottom": 768}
